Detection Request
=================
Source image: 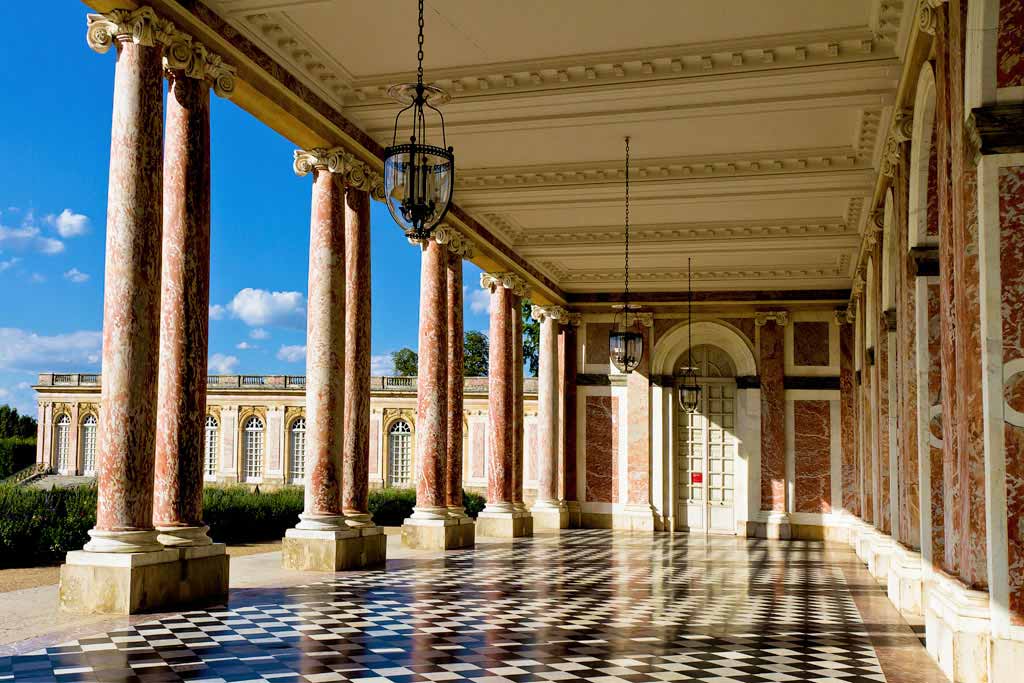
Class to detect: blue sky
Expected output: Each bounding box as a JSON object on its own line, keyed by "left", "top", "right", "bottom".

{"left": 0, "top": 1, "right": 492, "bottom": 415}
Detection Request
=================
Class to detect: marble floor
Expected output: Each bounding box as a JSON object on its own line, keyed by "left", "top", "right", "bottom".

{"left": 0, "top": 530, "right": 947, "bottom": 683}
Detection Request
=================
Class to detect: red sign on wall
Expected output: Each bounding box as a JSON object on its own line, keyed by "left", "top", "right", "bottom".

{"left": 691, "top": 472, "right": 703, "bottom": 484}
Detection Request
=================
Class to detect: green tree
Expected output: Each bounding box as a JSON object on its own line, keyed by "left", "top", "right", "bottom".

{"left": 17, "top": 414, "right": 36, "bottom": 438}
{"left": 464, "top": 330, "right": 489, "bottom": 376}
{"left": 0, "top": 405, "right": 32, "bottom": 439}
{"left": 521, "top": 299, "right": 540, "bottom": 377}
{"left": 391, "top": 348, "right": 419, "bottom": 376}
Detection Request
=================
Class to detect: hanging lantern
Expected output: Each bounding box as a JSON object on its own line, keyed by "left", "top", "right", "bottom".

{"left": 608, "top": 137, "right": 644, "bottom": 374}
{"left": 382, "top": 0, "right": 454, "bottom": 241}
{"left": 610, "top": 303, "right": 644, "bottom": 374}
{"left": 678, "top": 257, "right": 702, "bottom": 413}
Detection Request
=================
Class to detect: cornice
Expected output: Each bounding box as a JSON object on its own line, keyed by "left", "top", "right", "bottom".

{"left": 481, "top": 272, "right": 528, "bottom": 297}
{"left": 754, "top": 311, "right": 790, "bottom": 327}
{"left": 555, "top": 262, "right": 849, "bottom": 286}
{"left": 455, "top": 148, "right": 874, "bottom": 192}
{"left": 293, "top": 146, "right": 384, "bottom": 199}
{"left": 88, "top": 6, "right": 237, "bottom": 98}
{"left": 506, "top": 217, "right": 853, "bottom": 248}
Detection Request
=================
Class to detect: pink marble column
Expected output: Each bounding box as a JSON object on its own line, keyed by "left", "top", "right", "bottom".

{"left": 484, "top": 275, "right": 514, "bottom": 510}
{"left": 342, "top": 187, "right": 372, "bottom": 525}
{"left": 512, "top": 292, "right": 526, "bottom": 511}
{"left": 560, "top": 318, "right": 579, "bottom": 506}
{"left": 295, "top": 154, "right": 345, "bottom": 531}
{"left": 757, "top": 312, "right": 787, "bottom": 515}
{"left": 838, "top": 313, "right": 860, "bottom": 516}
{"left": 85, "top": 26, "right": 166, "bottom": 554}
{"left": 531, "top": 306, "right": 562, "bottom": 507}
{"left": 411, "top": 239, "right": 449, "bottom": 519}
{"left": 153, "top": 72, "right": 212, "bottom": 547}
{"left": 446, "top": 249, "right": 467, "bottom": 515}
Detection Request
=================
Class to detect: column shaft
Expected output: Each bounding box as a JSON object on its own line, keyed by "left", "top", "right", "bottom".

{"left": 535, "top": 313, "right": 559, "bottom": 505}
{"left": 446, "top": 251, "right": 466, "bottom": 513}
{"left": 487, "top": 284, "right": 514, "bottom": 507}
{"left": 413, "top": 239, "right": 448, "bottom": 517}
{"left": 89, "top": 39, "right": 165, "bottom": 553}
{"left": 560, "top": 323, "right": 579, "bottom": 503}
{"left": 512, "top": 293, "right": 525, "bottom": 508}
{"left": 342, "top": 187, "right": 372, "bottom": 523}
{"left": 153, "top": 73, "right": 212, "bottom": 546}
{"left": 759, "top": 319, "right": 786, "bottom": 513}
{"left": 299, "top": 168, "right": 346, "bottom": 529}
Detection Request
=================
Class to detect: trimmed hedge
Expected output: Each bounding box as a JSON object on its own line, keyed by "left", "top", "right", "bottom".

{"left": 0, "top": 484, "right": 486, "bottom": 567}
{"left": 0, "top": 437, "right": 36, "bottom": 480}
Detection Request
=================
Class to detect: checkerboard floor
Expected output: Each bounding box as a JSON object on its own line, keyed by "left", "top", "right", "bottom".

{"left": 0, "top": 530, "right": 890, "bottom": 683}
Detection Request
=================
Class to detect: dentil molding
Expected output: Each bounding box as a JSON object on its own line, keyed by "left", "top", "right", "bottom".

{"left": 293, "top": 147, "right": 384, "bottom": 200}
{"left": 480, "top": 272, "right": 528, "bottom": 297}
{"left": 87, "top": 7, "right": 237, "bottom": 98}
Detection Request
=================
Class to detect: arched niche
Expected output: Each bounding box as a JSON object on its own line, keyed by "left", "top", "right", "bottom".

{"left": 909, "top": 62, "right": 938, "bottom": 249}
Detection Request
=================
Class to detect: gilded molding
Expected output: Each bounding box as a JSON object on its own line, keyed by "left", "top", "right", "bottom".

{"left": 293, "top": 147, "right": 384, "bottom": 200}
{"left": 530, "top": 304, "right": 569, "bottom": 322}
{"left": 754, "top": 311, "right": 789, "bottom": 327}
{"left": 880, "top": 135, "right": 901, "bottom": 177}
{"left": 480, "top": 271, "right": 528, "bottom": 297}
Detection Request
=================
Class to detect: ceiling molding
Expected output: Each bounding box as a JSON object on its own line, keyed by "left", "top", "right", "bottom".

{"left": 550, "top": 258, "right": 851, "bottom": 286}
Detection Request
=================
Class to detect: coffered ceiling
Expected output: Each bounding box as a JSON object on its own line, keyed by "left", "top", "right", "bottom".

{"left": 206, "top": 0, "right": 910, "bottom": 293}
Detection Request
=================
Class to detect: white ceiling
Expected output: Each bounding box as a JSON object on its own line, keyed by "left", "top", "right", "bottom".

{"left": 209, "top": 0, "right": 909, "bottom": 293}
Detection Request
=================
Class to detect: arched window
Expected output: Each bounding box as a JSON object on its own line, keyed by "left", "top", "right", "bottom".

{"left": 204, "top": 416, "right": 219, "bottom": 478}
{"left": 81, "top": 414, "right": 98, "bottom": 475}
{"left": 289, "top": 417, "right": 306, "bottom": 483}
{"left": 243, "top": 416, "right": 264, "bottom": 481}
{"left": 55, "top": 414, "right": 71, "bottom": 472}
{"left": 387, "top": 419, "right": 412, "bottom": 487}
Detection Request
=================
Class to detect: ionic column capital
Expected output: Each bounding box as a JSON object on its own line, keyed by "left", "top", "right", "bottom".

{"left": 754, "top": 311, "right": 789, "bottom": 327}
{"left": 564, "top": 312, "right": 582, "bottom": 327}
{"left": 834, "top": 307, "right": 854, "bottom": 325}
{"left": 293, "top": 147, "right": 385, "bottom": 200}
{"left": 919, "top": 0, "right": 947, "bottom": 36}
{"left": 166, "top": 40, "right": 237, "bottom": 99}
{"left": 530, "top": 304, "right": 569, "bottom": 323}
{"left": 892, "top": 108, "right": 914, "bottom": 143}
{"left": 880, "top": 135, "right": 901, "bottom": 178}
{"left": 433, "top": 224, "right": 476, "bottom": 258}
{"left": 480, "top": 271, "right": 528, "bottom": 297}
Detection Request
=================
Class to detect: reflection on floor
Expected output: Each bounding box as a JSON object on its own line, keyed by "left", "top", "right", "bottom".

{"left": 0, "top": 530, "right": 946, "bottom": 683}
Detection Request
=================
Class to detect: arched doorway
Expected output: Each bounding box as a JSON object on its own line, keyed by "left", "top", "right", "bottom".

{"left": 674, "top": 344, "right": 738, "bottom": 533}
{"left": 651, "top": 320, "right": 760, "bottom": 534}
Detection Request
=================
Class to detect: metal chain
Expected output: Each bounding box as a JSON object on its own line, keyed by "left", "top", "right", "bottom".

{"left": 624, "top": 136, "right": 630, "bottom": 304}
{"left": 688, "top": 257, "right": 693, "bottom": 365}
{"left": 417, "top": 0, "right": 425, "bottom": 86}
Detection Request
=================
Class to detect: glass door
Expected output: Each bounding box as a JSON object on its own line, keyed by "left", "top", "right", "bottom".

{"left": 676, "top": 380, "right": 737, "bottom": 533}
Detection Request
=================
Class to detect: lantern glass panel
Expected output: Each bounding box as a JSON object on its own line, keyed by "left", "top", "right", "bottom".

{"left": 383, "top": 143, "right": 454, "bottom": 238}
{"left": 609, "top": 329, "right": 643, "bottom": 373}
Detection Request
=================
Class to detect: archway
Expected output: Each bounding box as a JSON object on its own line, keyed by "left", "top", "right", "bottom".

{"left": 650, "top": 320, "right": 759, "bottom": 533}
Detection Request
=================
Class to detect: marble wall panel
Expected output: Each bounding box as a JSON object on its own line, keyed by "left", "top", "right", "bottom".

{"left": 585, "top": 323, "right": 613, "bottom": 367}
{"left": 999, "top": 165, "right": 1024, "bottom": 624}
{"left": 585, "top": 395, "right": 618, "bottom": 503}
{"left": 470, "top": 422, "right": 485, "bottom": 479}
{"left": 760, "top": 321, "right": 786, "bottom": 511}
{"left": 794, "top": 399, "right": 832, "bottom": 513}
{"left": 793, "top": 322, "right": 830, "bottom": 366}
{"left": 721, "top": 318, "right": 756, "bottom": 347}
{"left": 840, "top": 324, "right": 859, "bottom": 515}
{"left": 998, "top": 0, "right": 1024, "bottom": 87}
{"left": 927, "top": 283, "right": 946, "bottom": 566}
{"left": 897, "top": 148, "right": 921, "bottom": 550}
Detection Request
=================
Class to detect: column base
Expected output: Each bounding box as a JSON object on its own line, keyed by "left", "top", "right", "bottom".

{"left": 476, "top": 505, "right": 533, "bottom": 538}
{"left": 531, "top": 502, "right": 569, "bottom": 530}
{"left": 745, "top": 511, "right": 792, "bottom": 539}
{"left": 565, "top": 500, "right": 582, "bottom": 528}
{"left": 282, "top": 526, "right": 386, "bottom": 571}
{"left": 401, "top": 516, "right": 475, "bottom": 550}
{"left": 887, "top": 542, "right": 924, "bottom": 616}
{"left": 59, "top": 544, "right": 229, "bottom": 615}
{"left": 867, "top": 534, "right": 896, "bottom": 582}
{"left": 925, "top": 569, "right": 992, "bottom": 683}
{"left": 613, "top": 504, "right": 658, "bottom": 531}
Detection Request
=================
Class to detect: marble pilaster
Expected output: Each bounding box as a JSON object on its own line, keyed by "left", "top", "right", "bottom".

{"left": 560, "top": 314, "right": 581, "bottom": 527}
{"left": 756, "top": 311, "right": 790, "bottom": 538}
{"left": 838, "top": 313, "right": 860, "bottom": 516}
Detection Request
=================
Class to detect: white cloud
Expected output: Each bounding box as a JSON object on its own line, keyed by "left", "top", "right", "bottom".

{"left": 223, "top": 288, "right": 306, "bottom": 328}
{"left": 30, "top": 273, "right": 46, "bottom": 283}
{"left": 0, "top": 224, "right": 64, "bottom": 254}
{"left": 249, "top": 328, "right": 269, "bottom": 340}
{"left": 276, "top": 344, "right": 306, "bottom": 363}
{"left": 48, "top": 209, "right": 90, "bottom": 238}
{"left": 64, "top": 268, "right": 90, "bottom": 283}
{"left": 467, "top": 287, "right": 491, "bottom": 315}
{"left": 0, "top": 328, "right": 102, "bottom": 371}
{"left": 0, "top": 257, "right": 18, "bottom": 272}
{"left": 235, "top": 341, "right": 256, "bottom": 350}
{"left": 371, "top": 354, "right": 394, "bottom": 376}
{"left": 208, "top": 353, "right": 239, "bottom": 374}
{"left": 208, "top": 304, "right": 226, "bottom": 320}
